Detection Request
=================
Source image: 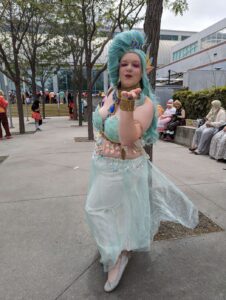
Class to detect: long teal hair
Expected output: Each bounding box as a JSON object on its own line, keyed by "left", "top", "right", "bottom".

{"left": 108, "top": 30, "right": 158, "bottom": 144}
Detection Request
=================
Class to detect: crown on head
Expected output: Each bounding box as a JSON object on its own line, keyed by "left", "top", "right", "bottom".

{"left": 130, "top": 39, "right": 143, "bottom": 50}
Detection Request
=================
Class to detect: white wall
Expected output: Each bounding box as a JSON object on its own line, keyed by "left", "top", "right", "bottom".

{"left": 183, "top": 70, "right": 226, "bottom": 91}
{"left": 157, "top": 42, "right": 226, "bottom": 78}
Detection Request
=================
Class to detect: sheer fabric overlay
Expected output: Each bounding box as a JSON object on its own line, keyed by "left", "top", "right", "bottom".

{"left": 85, "top": 154, "right": 199, "bottom": 272}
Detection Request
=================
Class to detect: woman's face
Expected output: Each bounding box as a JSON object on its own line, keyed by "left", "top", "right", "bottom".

{"left": 166, "top": 103, "right": 173, "bottom": 108}
{"left": 174, "top": 102, "right": 181, "bottom": 109}
{"left": 119, "top": 52, "right": 142, "bottom": 89}
{"left": 211, "top": 101, "right": 221, "bottom": 111}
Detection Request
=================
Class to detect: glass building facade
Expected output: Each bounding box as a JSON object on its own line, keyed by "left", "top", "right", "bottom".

{"left": 160, "top": 34, "right": 179, "bottom": 41}
{"left": 172, "top": 26, "right": 226, "bottom": 62}
{"left": 201, "top": 27, "right": 226, "bottom": 49}
{"left": 173, "top": 41, "right": 198, "bottom": 61}
{"left": 160, "top": 34, "right": 190, "bottom": 41}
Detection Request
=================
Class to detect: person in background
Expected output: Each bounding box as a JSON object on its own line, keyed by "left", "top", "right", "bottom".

{"left": 157, "top": 104, "right": 164, "bottom": 117}
{"left": 189, "top": 100, "right": 226, "bottom": 155}
{"left": 0, "top": 90, "right": 12, "bottom": 140}
{"left": 9, "top": 90, "right": 16, "bottom": 104}
{"left": 59, "top": 91, "right": 65, "bottom": 104}
{"left": 157, "top": 99, "right": 176, "bottom": 134}
{"left": 25, "top": 91, "right": 31, "bottom": 105}
{"left": 209, "top": 123, "right": 226, "bottom": 161}
{"left": 49, "top": 91, "right": 55, "bottom": 104}
{"left": 68, "top": 93, "right": 74, "bottom": 120}
{"left": 31, "top": 99, "right": 42, "bottom": 131}
{"left": 45, "top": 90, "right": 50, "bottom": 103}
{"left": 163, "top": 100, "right": 186, "bottom": 141}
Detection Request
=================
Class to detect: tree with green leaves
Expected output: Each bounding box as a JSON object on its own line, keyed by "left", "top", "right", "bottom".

{"left": 35, "top": 48, "right": 63, "bottom": 118}
{"left": 21, "top": 1, "right": 56, "bottom": 101}
{"left": 55, "top": 2, "right": 86, "bottom": 125}
{"left": 0, "top": 0, "right": 34, "bottom": 133}
{"left": 80, "top": 0, "right": 146, "bottom": 140}
{"left": 144, "top": 0, "right": 188, "bottom": 89}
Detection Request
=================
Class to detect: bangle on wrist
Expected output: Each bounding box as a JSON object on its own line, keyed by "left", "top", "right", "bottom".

{"left": 120, "top": 98, "right": 135, "bottom": 111}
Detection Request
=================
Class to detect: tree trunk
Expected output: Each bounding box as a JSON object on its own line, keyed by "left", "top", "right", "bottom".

{"left": 72, "top": 87, "right": 78, "bottom": 120}
{"left": 78, "top": 88, "right": 83, "bottom": 126}
{"left": 41, "top": 82, "right": 46, "bottom": 119}
{"left": 31, "top": 64, "right": 36, "bottom": 101}
{"left": 77, "top": 70, "right": 84, "bottom": 126}
{"left": 79, "top": 56, "right": 84, "bottom": 126}
{"left": 144, "top": 0, "right": 163, "bottom": 90}
{"left": 15, "top": 81, "right": 25, "bottom": 134}
{"left": 86, "top": 67, "right": 94, "bottom": 140}
{"left": 144, "top": 0, "right": 163, "bottom": 162}
{"left": 73, "top": 93, "right": 78, "bottom": 120}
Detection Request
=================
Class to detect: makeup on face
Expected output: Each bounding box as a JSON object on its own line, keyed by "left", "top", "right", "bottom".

{"left": 119, "top": 52, "right": 142, "bottom": 89}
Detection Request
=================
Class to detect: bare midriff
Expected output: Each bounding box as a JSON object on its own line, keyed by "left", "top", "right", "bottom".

{"left": 95, "top": 135, "right": 144, "bottom": 159}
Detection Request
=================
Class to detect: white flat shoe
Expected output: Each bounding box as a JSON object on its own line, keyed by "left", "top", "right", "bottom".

{"left": 104, "top": 255, "right": 129, "bottom": 292}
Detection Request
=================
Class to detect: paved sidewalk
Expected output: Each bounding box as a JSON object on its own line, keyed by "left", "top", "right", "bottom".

{"left": 7, "top": 117, "right": 49, "bottom": 135}
{"left": 0, "top": 117, "right": 226, "bottom": 300}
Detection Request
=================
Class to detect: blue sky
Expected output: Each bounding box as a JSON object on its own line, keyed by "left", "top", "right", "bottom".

{"left": 161, "top": 0, "right": 226, "bottom": 31}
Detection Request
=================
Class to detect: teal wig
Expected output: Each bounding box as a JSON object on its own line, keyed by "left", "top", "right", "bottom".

{"left": 108, "top": 30, "right": 158, "bottom": 144}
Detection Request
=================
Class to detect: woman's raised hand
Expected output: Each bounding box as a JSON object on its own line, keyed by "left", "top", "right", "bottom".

{"left": 121, "top": 88, "right": 141, "bottom": 101}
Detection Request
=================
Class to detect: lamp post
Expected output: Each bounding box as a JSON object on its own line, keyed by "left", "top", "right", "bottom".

{"left": 168, "top": 69, "right": 183, "bottom": 85}
{"left": 168, "top": 69, "right": 171, "bottom": 85}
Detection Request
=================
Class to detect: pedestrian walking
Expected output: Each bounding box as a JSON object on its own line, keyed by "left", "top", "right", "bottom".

{"left": 31, "top": 99, "right": 42, "bottom": 131}
{"left": 68, "top": 93, "right": 74, "bottom": 120}
{"left": 59, "top": 91, "right": 65, "bottom": 104}
{"left": 0, "top": 90, "right": 12, "bottom": 140}
{"left": 25, "top": 91, "right": 31, "bottom": 105}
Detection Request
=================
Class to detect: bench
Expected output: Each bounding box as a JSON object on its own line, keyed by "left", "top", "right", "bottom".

{"left": 174, "top": 126, "right": 196, "bottom": 147}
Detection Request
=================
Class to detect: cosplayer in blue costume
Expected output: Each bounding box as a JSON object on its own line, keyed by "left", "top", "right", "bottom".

{"left": 85, "top": 30, "right": 198, "bottom": 292}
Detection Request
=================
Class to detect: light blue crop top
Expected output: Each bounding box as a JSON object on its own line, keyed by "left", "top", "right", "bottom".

{"left": 93, "top": 106, "right": 120, "bottom": 143}
{"left": 93, "top": 93, "right": 158, "bottom": 146}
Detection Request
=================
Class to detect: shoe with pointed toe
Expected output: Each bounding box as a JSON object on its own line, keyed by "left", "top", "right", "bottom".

{"left": 104, "top": 255, "right": 129, "bottom": 293}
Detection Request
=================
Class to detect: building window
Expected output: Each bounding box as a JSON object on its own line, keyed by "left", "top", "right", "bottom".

{"left": 172, "top": 41, "right": 198, "bottom": 61}
{"left": 160, "top": 34, "right": 178, "bottom": 41}
{"left": 181, "top": 35, "right": 190, "bottom": 41}
{"left": 201, "top": 27, "right": 226, "bottom": 49}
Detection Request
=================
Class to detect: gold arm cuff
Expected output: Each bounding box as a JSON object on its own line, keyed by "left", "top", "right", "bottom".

{"left": 120, "top": 98, "right": 135, "bottom": 111}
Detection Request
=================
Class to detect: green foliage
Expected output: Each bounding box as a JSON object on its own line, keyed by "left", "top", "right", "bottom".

{"left": 164, "top": 0, "right": 188, "bottom": 15}
{"left": 173, "top": 87, "right": 226, "bottom": 119}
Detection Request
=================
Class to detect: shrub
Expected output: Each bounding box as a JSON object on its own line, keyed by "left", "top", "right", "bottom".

{"left": 173, "top": 86, "right": 226, "bottom": 119}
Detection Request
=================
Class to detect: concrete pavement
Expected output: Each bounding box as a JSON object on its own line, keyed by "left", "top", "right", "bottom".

{"left": 0, "top": 117, "right": 226, "bottom": 300}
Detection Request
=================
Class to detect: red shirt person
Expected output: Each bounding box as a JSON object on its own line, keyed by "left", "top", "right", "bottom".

{"left": 0, "top": 90, "right": 12, "bottom": 140}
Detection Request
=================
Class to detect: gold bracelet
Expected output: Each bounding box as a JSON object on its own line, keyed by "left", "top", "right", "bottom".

{"left": 120, "top": 98, "right": 135, "bottom": 111}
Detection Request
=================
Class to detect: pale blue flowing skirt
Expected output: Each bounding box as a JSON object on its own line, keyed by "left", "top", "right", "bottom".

{"left": 85, "top": 154, "right": 198, "bottom": 272}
